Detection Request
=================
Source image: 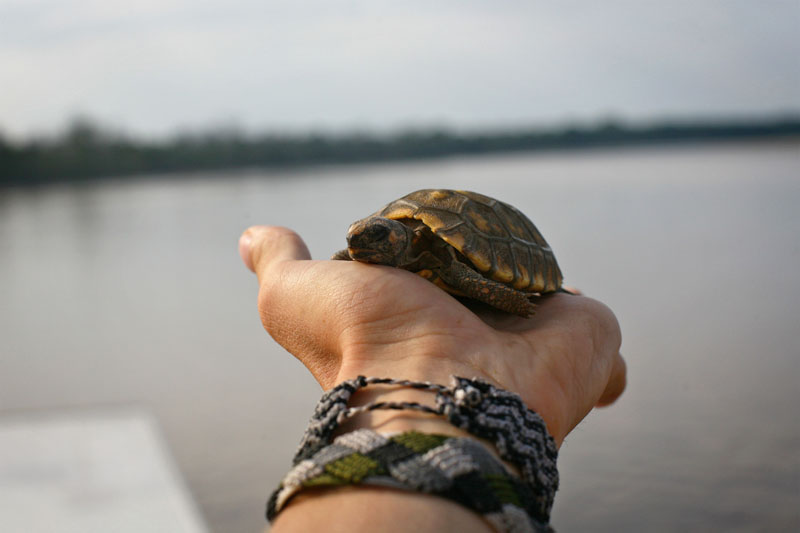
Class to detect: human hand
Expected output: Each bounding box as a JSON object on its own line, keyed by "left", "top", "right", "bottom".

{"left": 240, "top": 226, "right": 626, "bottom": 446}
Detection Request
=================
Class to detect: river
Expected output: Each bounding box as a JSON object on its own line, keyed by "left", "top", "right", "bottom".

{"left": 1, "top": 141, "right": 798, "bottom": 532}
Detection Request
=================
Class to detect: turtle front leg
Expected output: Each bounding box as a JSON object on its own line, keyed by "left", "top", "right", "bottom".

{"left": 438, "top": 260, "right": 537, "bottom": 317}
{"left": 331, "top": 249, "right": 352, "bottom": 260}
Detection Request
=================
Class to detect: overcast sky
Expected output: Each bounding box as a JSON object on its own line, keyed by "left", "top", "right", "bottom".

{"left": 1, "top": 0, "right": 798, "bottom": 139}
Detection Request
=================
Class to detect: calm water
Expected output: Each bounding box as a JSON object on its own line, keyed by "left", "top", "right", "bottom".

{"left": 1, "top": 142, "right": 798, "bottom": 532}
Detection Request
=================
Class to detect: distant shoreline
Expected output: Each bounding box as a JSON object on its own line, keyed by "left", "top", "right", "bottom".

{"left": 2, "top": 116, "right": 798, "bottom": 186}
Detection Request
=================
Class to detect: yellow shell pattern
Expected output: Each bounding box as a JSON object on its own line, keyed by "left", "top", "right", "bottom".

{"left": 378, "top": 189, "right": 562, "bottom": 292}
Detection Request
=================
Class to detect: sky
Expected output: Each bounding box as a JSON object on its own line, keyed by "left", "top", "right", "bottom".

{"left": 1, "top": 0, "right": 798, "bottom": 140}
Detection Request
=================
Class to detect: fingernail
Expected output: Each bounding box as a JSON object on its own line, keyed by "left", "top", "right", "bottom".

{"left": 239, "top": 232, "right": 254, "bottom": 272}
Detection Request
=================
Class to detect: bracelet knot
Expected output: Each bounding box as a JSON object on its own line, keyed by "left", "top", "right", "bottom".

{"left": 452, "top": 382, "right": 483, "bottom": 407}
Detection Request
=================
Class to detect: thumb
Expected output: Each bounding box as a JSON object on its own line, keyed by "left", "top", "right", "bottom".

{"left": 240, "top": 226, "right": 341, "bottom": 378}
{"left": 239, "top": 226, "right": 311, "bottom": 283}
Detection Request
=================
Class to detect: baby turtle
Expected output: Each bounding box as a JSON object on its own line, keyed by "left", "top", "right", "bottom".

{"left": 332, "top": 189, "right": 563, "bottom": 317}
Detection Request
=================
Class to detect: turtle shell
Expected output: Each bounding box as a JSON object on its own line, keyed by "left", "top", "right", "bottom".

{"left": 378, "top": 189, "right": 562, "bottom": 292}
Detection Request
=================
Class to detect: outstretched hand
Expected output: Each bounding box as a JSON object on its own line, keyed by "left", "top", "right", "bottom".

{"left": 240, "top": 225, "right": 626, "bottom": 446}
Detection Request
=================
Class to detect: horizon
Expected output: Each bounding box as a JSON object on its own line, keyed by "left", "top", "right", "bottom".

{"left": 2, "top": 110, "right": 799, "bottom": 145}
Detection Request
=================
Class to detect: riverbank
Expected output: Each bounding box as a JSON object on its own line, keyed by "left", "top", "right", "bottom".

{"left": 2, "top": 115, "right": 798, "bottom": 186}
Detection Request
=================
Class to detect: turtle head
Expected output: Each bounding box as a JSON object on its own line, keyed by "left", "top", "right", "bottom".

{"left": 346, "top": 216, "right": 413, "bottom": 266}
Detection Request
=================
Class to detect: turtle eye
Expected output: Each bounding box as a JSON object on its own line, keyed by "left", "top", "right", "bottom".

{"left": 367, "top": 224, "right": 390, "bottom": 241}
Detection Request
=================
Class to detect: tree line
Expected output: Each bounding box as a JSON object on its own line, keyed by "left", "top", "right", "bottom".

{"left": 2, "top": 116, "right": 798, "bottom": 186}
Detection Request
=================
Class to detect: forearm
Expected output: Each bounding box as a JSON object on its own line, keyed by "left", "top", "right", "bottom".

{"left": 272, "top": 486, "right": 492, "bottom": 532}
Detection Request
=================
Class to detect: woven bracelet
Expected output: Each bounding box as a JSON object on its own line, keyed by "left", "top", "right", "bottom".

{"left": 267, "top": 429, "right": 553, "bottom": 532}
{"left": 266, "top": 376, "right": 559, "bottom": 530}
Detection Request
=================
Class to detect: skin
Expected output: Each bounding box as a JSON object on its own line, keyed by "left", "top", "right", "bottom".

{"left": 240, "top": 225, "right": 626, "bottom": 532}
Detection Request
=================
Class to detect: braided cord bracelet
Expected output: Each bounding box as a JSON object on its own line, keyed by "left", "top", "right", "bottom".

{"left": 267, "top": 376, "right": 559, "bottom": 532}
{"left": 268, "top": 429, "right": 552, "bottom": 532}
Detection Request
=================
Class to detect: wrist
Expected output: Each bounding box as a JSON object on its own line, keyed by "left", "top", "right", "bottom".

{"left": 336, "top": 347, "right": 500, "bottom": 391}
{"left": 335, "top": 356, "right": 498, "bottom": 437}
{"left": 342, "top": 387, "right": 538, "bottom": 480}
{"left": 270, "top": 375, "right": 561, "bottom": 531}
{"left": 336, "top": 351, "right": 567, "bottom": 447}
{"left": 334, "top": 383, "right": 503, "bottom": 459}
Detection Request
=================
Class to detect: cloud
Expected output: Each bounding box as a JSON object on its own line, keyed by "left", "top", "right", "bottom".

{"left": 0, "top": 0, "right": 798, "bottom": 138}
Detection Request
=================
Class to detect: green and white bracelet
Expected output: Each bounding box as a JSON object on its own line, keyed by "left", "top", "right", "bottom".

{"left": 267, "top": 376, "right": 559, "bottom": 532}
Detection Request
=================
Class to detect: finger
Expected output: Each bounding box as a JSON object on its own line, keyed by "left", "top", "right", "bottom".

{"left": 596, "top": 352, "right": 627, "bottom": 407}
{"left": 239, "top": 226, "right": 311, "bottom": 282}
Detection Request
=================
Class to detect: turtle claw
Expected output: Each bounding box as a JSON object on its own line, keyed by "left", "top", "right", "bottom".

{"left": 331, "top": 249, "right": 352, "bottom": 261}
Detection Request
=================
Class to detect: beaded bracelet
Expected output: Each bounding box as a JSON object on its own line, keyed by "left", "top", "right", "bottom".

{"left": 267, "top": 376, "right": 559, "bottom": 532}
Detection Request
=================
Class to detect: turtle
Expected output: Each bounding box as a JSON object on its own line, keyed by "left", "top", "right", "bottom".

{"left": 332, "top": 189, "right": 563, "bottom": 317}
